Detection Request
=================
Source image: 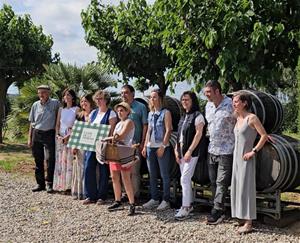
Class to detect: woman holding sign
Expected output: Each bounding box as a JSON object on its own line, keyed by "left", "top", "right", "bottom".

{"left": 83, "top": 90, "right": 117, "bottom": 205}
{"left": 71, "top": 94, "right": 95, "bottom": 200}
{"left": 53, "top": 88, "right": 79, "bottom": 192}
{"left": 105, "top": 102, "right": 137, "bottom": 216}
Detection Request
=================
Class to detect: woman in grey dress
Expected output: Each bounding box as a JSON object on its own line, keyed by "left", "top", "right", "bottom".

{"left": 231, "top": 91, "right": 268, "bottom": 234}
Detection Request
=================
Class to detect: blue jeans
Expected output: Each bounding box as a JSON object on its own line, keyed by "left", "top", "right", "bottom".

{"left": 84, "top": 152, "right": 109, "bottom": 201}
{"left": 147, "top": 147, "right": 171, "bottom": 201}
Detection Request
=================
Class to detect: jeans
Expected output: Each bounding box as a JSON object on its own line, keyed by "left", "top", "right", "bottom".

{"left": 146, "top": 147, "right": 171, "bottom": 202}
{"left": 179, "top": 156, "right": 198, "bottom": 207}
{"left": 208, "top": 153, "right": 232, "bottom": 210}
{"left": 84, "top": 152, "right": 109, "bottom": 201}
{"left": 31, "top": 129, "right": 56, "bottom": 187}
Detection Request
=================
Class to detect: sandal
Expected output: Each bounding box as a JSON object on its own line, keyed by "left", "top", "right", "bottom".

{"left": 237, "top": 224, "right": 253, "bottom": 234}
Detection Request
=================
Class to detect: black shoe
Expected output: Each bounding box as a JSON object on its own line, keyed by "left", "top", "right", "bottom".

{"left": 108, "top": 201, "right": 122, "bottom": 211}
{"left": 32, "top": 185, "right": 45, "bottom": 192}
{"left": 128, "top": 204, "right": 135, "bottom": 216}
{"left": 46, "top": 184, "right": 54, "bottom": 194}
{"left": 206, "top": 208, "right": 225, "bottom": 225}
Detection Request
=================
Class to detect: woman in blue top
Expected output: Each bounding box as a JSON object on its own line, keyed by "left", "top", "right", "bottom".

{"left": 83, "top": 90, "right": 117, "bottom": 205}
{"left": 142, "top": 89, "right": 172, "bottom": 210}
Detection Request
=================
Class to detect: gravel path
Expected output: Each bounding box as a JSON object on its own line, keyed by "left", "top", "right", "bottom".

{"left": 0, "top": 172, "right": 299, "bottom": 242}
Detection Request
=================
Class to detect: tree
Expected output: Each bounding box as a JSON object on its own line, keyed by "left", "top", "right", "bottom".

{"left": 154, "top": 0, "right": 300, "bottom": 92}
{"left": 81, "top": 0, "right": 176, "bottom": 95}
{"left": 6, "top": 62, "right": 117, "bottom": 139}
{"left": 0, "top": 4, "right": 54, "bottom": 143}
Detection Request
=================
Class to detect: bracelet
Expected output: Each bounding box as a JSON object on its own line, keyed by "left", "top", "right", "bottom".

{"left": 162, "top": 144, "right": 167, "bottom": 149}
{"left": 188, "top": 149, "right": 193, "bottom": 153}
{"left": 252, "top": 148, "right": 258, "bottom": 153}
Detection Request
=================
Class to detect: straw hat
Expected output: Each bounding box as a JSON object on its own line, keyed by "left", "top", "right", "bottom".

{"left": 114, "top": 102, "right": 131, "bottom": 113}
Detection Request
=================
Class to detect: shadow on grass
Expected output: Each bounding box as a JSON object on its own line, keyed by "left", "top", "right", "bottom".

{"left": 0, "top": 143, "right": 31, "bottom": 154}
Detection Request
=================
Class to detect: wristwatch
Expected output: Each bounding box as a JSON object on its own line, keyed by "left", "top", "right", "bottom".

{"left": 162, "top": 144, "right": 167, "bottom": 149}
{"left": 252, "top": 148, "right": 258, "bottom": 153}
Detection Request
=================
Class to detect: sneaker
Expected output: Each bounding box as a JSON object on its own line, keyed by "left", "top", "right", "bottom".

{"left": 32, "top": 185, "right": 45, "bottom": 192}
{"left": 175, "top": 206, "right": 194, "bottom": 220}
{"left": 128, "top": 204, "right": 135, "bottom": 216}
{"left": 96, "top": 199, "right": 106, "bottom": 205}
{"left": 46, "top": 184, "right": 54, "bottom": 194}
{"left": 206, "top": 208, "right": 225, "bottom": 225}
{"left": 157, "top": 200, "right": 170, "bottom": 210}
{"left": 82, "top": 198, "right": 96, "bottom": 205}
{"left": 108, "top": 201, "right": 123, "bottom": 211}
{"left": 142, "top": 199, "right": 160, "bottom": 209}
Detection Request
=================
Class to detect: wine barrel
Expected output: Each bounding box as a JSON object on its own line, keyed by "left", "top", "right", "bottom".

{"left": 239, "top": 90, "right": 283, "bottom": 134}
{"left": 256, "top": 134, "right": 300, "bottom": 192}
{"left": 192, "top": 136, "right": 210, "bottom": 185}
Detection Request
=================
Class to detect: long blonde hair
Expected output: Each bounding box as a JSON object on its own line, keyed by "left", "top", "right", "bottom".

{"left": 149, "top": 89, "right": 165, "bottom": 112}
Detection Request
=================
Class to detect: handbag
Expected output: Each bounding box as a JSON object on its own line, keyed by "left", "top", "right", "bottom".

{"left": 96, "top": 139, "right": 138, "bottom": 164}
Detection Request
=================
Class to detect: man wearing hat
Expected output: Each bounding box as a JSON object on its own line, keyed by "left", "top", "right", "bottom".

{"left": 28, "top": 85, "right": 60, "bottom": 193}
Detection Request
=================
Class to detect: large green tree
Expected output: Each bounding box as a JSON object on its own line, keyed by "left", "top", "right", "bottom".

{"left": 155, "top": 0, "right": 300, "bottom": 92}
{"left": 81, "top": 0, "right": 177, "bottom": 95}
{"left": 0, "top": 4, "right": 54, "bottom": 143}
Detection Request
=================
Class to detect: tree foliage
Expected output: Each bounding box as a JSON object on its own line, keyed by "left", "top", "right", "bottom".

{"left": 6, "top": 62, "right": 116, "bottom": 139}
{"left": 81, "top": 0, "right": 176, "bottom": 95}
{"left": 154, "top": 0, "right": 300, "bottom": 92}
{"left": 0, "top": 4, "right": 54, "bottom": 142}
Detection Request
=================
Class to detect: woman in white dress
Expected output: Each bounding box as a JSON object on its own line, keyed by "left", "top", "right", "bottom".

{"left": 53, "top": 88, "right": 79, "bottom": 192}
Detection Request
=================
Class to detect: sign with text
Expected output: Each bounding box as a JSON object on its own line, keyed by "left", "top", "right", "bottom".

{"left": 67, "top": 120, "right": 110, "bottom": 151}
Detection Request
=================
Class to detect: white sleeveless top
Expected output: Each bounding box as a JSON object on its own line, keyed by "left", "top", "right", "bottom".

{"left": 59, "top": 106, "right": 77, "bottom": 136}
{"left": 113, "top": 121, "right": 135, "bottom": 146}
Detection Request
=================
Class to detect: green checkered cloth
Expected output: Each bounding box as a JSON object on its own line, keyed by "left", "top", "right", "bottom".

{"left": 67, "top": 120, "right": 111, "bottom": 151}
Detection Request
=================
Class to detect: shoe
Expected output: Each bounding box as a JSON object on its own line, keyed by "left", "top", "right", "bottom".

{"left": 32, "top": 185, "right": 45, "bottom": 192}
{"left": 108, "top": 201, "right": 123, "bottom": 211}
{"left": 175, "top": 206, "right": 194, "bottom": 220}
{"left": 128, "top": 204, "right": 135, "bottom": 216}
{"left": 82, "top": 198, "right": 96, "bottom": 205}
{"left": 142, "top": 199, "right": 160, "bottom": 209}
{"left": 157, "top": 200, "right": 170, "bottom": 210}
{"left": 237, "top": 224, "right": 253, "bottom": 234}
{"left": 46, "top": 184, "right": 54, "bottom": 194}
{"left": 206, "top": 208, "right": 225, "bottom": 225}
{"left": 96, "top": 199, "right": 106, "bottom": 205}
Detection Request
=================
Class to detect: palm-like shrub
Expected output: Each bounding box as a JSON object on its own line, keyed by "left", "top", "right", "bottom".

{"left": 6, "top": 62, "right": 116, "bottom": 140}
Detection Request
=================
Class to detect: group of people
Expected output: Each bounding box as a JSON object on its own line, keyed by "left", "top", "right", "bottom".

{"left": 28, "top": 81, "right": 268, "bottom": 233}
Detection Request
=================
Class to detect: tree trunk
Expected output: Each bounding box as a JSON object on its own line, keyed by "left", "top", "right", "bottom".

{"left": 0, "top": 81, "right": 9, "bottom": 144}
{"left": 157, "top": 74, "right": 167, "bottom": 96}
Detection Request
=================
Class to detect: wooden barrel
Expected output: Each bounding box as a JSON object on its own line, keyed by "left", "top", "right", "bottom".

{"left": 192, "top": 136, "right": 210, "bottom": 185}
{"left": 256, "top": 134, "right": 300, "bottom": 192}
{"left": 239, "top": 90, "right": 283, "bottom": 134}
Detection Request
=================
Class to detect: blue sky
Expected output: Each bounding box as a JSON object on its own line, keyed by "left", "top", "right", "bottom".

{"left": 3, "top": 0, "right": 191, "bottom": 97}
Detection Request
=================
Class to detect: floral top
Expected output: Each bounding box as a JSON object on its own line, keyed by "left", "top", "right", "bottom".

{"left": 205, "top": 95, "right": 236, "bottom": 155}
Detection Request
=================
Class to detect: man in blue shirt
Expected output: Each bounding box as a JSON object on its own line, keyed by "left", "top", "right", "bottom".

{"left": 121, "top": 84, "right": 148, "bottom": 199}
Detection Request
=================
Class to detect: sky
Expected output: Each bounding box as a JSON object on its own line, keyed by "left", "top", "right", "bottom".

{"left": 3, "top": 0, "right": 191, "bottom": 97}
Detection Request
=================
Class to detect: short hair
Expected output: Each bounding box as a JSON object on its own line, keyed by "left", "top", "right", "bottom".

{"left": 93, "top": 90, "right": 111, "bottom": 106}
{"left": 62, "top": 88, "right": 77, "bottom": 108}
{"left": 205, "top": 80, "right": 222, "bottom": 94}
{"left": 233, "top": 91, "right": 252, "bottom": 111}
{"left": 180, "top": 91, "right": 200, "bottom": 113}
{"left": 121, "top": 84, "right": 135, "bottom": 95}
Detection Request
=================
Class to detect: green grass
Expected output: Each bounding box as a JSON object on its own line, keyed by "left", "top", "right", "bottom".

{"left": 0, "top": 142, "right": 33, "bottom": 174}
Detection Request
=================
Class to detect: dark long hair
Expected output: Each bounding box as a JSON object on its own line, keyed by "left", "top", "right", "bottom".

{"left": 180, "top": 91, "right": 200, "bottom": 114}
{"left": 62, "top": 88, "right": 77, "bottom": 108}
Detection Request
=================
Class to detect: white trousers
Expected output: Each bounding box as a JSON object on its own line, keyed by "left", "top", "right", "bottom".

{"left": 179, "top": 156, "right": 198, "bottom": 207}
